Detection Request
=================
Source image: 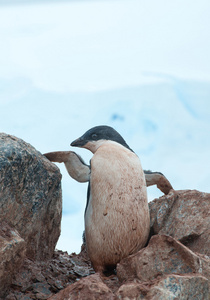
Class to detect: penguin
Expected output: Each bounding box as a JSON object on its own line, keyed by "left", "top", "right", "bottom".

{"left": 44, "top": 125, "right": 173, "bottom": 273}
{"left": 70, "top": 125, "right": 150, "bottom": 273}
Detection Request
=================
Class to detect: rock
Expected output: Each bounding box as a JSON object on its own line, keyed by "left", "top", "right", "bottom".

{"left": 4, "top": 234, "right": 210, "bottom": 299}
{"left": 0, "top": 222, "right": 26, "bottom": 298}
{"left": 73, "top": 265, "right": 90, "bottom": 277}
{"left": 149, "top": 190, "right": 210, "bottom": 256}
{"left": 6, "top": 249, "right": 94, "bottom": 299}
{"left": 117, "top": 235, "right": 209, "bottom": 282}
{"left": 0, "top": 133, "right": 62, "bottom": 260}
{"left": 48, "top": 273, "right": 114, "bottom": 300}
{"left": 31, "top": 282, "right": 53, "bottom": 299}
{"left": 116, "top": 282, "right": 148, "bottom": 299}
{"left": 115, "top": 274, "right": 209, "bottom": 300}
{"left": 147, "top": 274, "right": 209, "bottom": 300}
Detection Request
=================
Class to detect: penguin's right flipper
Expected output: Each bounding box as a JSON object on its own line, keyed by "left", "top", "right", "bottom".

{"left": 44, "top": 151, "right": 90, "bottom": 183}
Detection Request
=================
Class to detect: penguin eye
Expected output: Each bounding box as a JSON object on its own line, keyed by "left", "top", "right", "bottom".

{"left": 91, "top": 133, "right": 97, "bottom": 140}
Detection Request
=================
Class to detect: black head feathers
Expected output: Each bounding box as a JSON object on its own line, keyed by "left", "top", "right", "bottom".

{"left": 71, "top": 125, "right": 133, "bottom": 152}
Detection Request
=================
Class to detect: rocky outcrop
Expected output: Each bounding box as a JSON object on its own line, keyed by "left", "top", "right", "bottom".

{"left": 0, "top": 222, "right": 26, "bottom": 296}
{"left": 5, "top": 250, "right": 95, "bottom": 300}
{"left": 116, "top": 274, "right": 209, "bottom": 300}
{"left": 149, "top": 189, "right": 210, "bottom": 256}
{"left": 117, "top": 234, "right": 209, "bottom": 282}
{"left": 0, "top": 134, "right": 62, "bottom": 297}
{"left": 49, "top": 274, "right": 115, "bottom": 300}
{"left": 146, "top": 274, "right": 209, "bottom": 300}
{"left": 0, "top": 134, "right": 209, "bottom": 299}
{"left": 0, "top": 133, "right": 62, "bottom": 261}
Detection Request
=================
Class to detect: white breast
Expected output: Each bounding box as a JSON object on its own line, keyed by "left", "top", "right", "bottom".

{"left": 84, "top": 141, "right": 150, "bottom": 272}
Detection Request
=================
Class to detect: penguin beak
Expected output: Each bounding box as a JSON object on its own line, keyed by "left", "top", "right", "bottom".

{"left": 71, "top": 137, "right": 87, "bottom": 147}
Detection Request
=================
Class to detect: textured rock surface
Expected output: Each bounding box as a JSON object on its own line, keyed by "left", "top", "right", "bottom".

{"left": 0, "top": 222, "right": 26, "bottom": 298}
{"left": 0, "top": 133, "right": 62, "bottom": 261}
{"left": 115, "top": 282, "right": 148, "bottom": 299}
{"left": 115, "top": 274, "right": 209, "bottom": 300}
{"left": 49, "top": 273, "right": 114, "bottom": 300}
{"left": 117, "top": 235, "right": 209, "bottom": 283}
{"left": 5, "top": 245, "right": 209, "bottom": 300}
{"left": 149, "top": 189, "right": 210, "bottom": 256}
{"left": 5, "top": 249, "right": 94, "bottom": 300}
{"left": 147, "top": 274, "right": 209, "bottom": 300}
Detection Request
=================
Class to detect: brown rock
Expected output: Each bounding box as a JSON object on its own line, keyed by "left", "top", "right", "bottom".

{"left": 6, "top": 249, "right": 94, "bottom": 299}
{"left": 116, "top": 282, "right": 148, "bottom": 299}
{"left": 117, "top": 235, "right": 209, "bottom": 283}
{"left": 149, "top": 190, "right": 210, "bottom": 256}
{"left": 0, "top": 222, "right": 26, "bottom": 298}
{"left": 115, "top": 274, "right": 209, "bottom": 299}
{"left": 147, "top": 274, "right": 209, "bottom": 300}
{"left": 0, "top": 133, "right": 62, "bottom": 260}
{"left": 49, "top": 274, "right": 114, "bottom": 300}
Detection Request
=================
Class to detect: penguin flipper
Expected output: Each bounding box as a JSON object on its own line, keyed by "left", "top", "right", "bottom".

{"left": 144, "top": 170, "right": 173, "bottom": 195}
{"left": 44, "top": 151, "right": 90, "bottom": 183}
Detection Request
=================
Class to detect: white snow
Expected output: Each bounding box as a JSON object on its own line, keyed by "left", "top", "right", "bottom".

{"left": 0, "top": 0, "right": 209, "bottom": 254}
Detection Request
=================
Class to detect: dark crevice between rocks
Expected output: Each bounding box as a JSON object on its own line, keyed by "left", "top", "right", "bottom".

{"left": 145, "top": 225, "right": 155, "bottom": 247}
{"left": 179, "top": 232, "right": 201, "bottom": 249}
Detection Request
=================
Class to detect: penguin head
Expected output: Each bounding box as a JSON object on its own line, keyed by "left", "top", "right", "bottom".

{"left": 71, "top": 125, "right": 133, "bottom": 153}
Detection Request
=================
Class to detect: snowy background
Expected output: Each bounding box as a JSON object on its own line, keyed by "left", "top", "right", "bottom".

{"left": 0, "top": 0, "right": 210, "bottom": 254}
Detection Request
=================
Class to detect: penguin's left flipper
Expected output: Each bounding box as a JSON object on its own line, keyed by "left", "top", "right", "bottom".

{"left": 144, "top": 170, "right": 173, "bottom": 195}
{"left": 44, "top": 151, "right": 90, "bottom": 183}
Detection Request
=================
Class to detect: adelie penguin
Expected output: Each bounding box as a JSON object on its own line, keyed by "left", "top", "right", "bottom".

{"left": 44, "top": 125, "right": 173, "bottom": 273}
